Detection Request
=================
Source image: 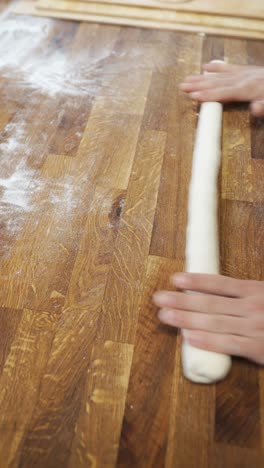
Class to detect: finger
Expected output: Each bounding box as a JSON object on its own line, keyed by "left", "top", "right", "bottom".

{"left": 250, "top": 100, "right": 264, "bottom": 117}
{"left": 153, "top": 290, "right": 244, "bottom": 316}
{"left": 181, "top": 74, "right": 204, "bottom": 83}
{"left": 202, "top": 62, "right": 252, "bottom": 73}
{"left": 180, "top": 76, "right": 238, "bottom": 93}
{"left": 158, "top": 308, "right": 244, "bottom": 334}
{"left": 180, "top": 78, "right": 223, "bottom": 92}
{"left": 189, "top": 86, "right": 246, "bottom": 103}
{"left": 181, "top": 73, "right": 236, "bottom": 88}
{"left": 182, "top": 329, "right": 264, "bottom": 364}
{"left": 171, "top": 273, "right": 260, "bottom": 298}
{"left": 202, "top": 62, "right": 232, "bottom": 73}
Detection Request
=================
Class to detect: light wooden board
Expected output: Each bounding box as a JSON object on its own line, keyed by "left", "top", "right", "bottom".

{"left": 58, "top": 0, "right": 264, "bottom": 19}
{"left": 36, "top": 0, "right": 264, "bottom": 33}
{"left": 14, "top": 1, "right": 264, "bottom": 40}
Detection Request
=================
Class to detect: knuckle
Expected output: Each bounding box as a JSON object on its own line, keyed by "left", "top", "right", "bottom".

{"left": 245, "top": 297, "right": 263, "bottom": 314}
{"left": 174, "top": 293, "right": 187, "bottom": 312}
{"left": 213, "top": 316, "right": 224, "bottom": 331}
{"left": 245, "top": 280, "right": 264, "bottom": 296}
{"left": 202, "top": 295, "right": 214, "bottom": 312}
{"left": 174, "top": 312, "right": 186, "bottom": 327}
{"left": 250, "top": 315, "right": 264, "bottom": 335}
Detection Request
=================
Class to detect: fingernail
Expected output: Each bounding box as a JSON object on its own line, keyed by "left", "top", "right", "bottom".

{"left": 158, "top": 309, "right": 176, "bottom": 325}
{"left": 182, "top": 329, "right": 191, "bottom": 339}
{"left": 153, "top": 291, "right": 168, "bottom": 304}
{"left": 182, "top": 330, "right": 201, "bottom": 346}
{"left": 172, "top": 274, "right": 189, "bottom": 288}
{"left": 190, "top": 92, "right": 201, "bottom": 99}
{"left": 158, "top": 309, "right": 170, "bottom": 320}
{"left": 182, "top": 329, "right": 195, "bottom": 343}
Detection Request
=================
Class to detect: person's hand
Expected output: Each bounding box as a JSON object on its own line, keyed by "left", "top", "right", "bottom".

{"left": 180, "top": 62, "right": 264, "bottom": 117}
{"left": 153, "top": 273, "right": 264, "bottom": 364}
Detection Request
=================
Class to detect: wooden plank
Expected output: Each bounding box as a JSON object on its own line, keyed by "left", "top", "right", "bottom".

{"left": 69, "top": 340, "right": 133, "bottom": 468}
{"left": 47, "top": 99, "right": 92, "bottom": 157}
{"left": 17, "top": 315, "right": 94, "bottom": 468}
{"left": 0, "top": 309, "right": 55, "bottom": 467}
{"left": 65, "top": 0, "right": 264, "bottom": 20}
{"left": 0, "top": 100, "right": 133, "bottom": 312}
{"left": 45, "top": 22, "right": 120, "bottom": 156}
{"left": 222, "top": 106, "right": 252, "bottom": 202}
{"left": 224, "top": 37, "right": 250, "bottom": 65}
{"left": 0, "top": 154, "right": 89, "bottom": 312}
{"left": 0, "top": 21, "right": 86, "bottom": 263}
{"left": 215, "top": 360, "right": 261, "bottom": 448}
{"left": 0, "top": 106, "right": 13, "bottom": 135}
{"left": 117, "top": 255, "right": 180, "bottom": 467}
{"left": 20, "top": 341, "right": 132, "bottom": 468}
{"left": 247, "top": 41, "right": 264, "bottom": 161}
{"left": 98, "top": 130, "right": 166, "bottom": 343}
{"left": 210, "top": 444, "right": 264, "bottom": 468}
{"left": 215, "top": 200, "right": 260, "bottom": 452}
{"left": 95, "top": 113, "right": 142, "bottom": 190}
{"left": 36, "top": 0, "right": 264, "bottom": 32}
{"left": 220, "top": 200, "right": 256, "bottom": 280}
{"left": 65, "top": 185, "right": 125, "bottom": 311}
{"left": 0, "top": 308, "right": 23, "bottom": 376}
{"left": 95, "top": 71, "right": 152, "bottom": 116}
{"left": 220, "top": 40, "right": 253, "bottom": 201}
{"left": 251, "top": 118, "right": 264, "bottom": 161}
{"left": 252, "top": 160, "right": 264, "bottom": 203}
{"left": 13, "top": 2, "right": 264, "bottom": 40}
{"left": 166, "top": 342, "right": 215, "bottom": 468}
{"left": 202, "top": 35, "right": 224, "bottom": 63}
{"left": 255, "top": 205, "right": 264, "bottom": 450}
{"left": 16, "top": 187, "right": 123, "bottom": 467}
{"left": 247, "top": 41, "right": 264, "bottom": 163}
{"left": 150, "top": 34, "right": 202, "bottom": 259}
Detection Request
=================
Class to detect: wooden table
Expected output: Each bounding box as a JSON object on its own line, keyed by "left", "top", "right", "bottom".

{"left": 0, "top": 4, "right": 264, "bottom": 467}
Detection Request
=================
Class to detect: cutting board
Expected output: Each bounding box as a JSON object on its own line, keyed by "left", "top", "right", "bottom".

{"left": 67, "top": 0, "right": 264, "bottom": 19}
{"left": 14, "top": 0, "right": 264, "bottom": 40}
{"left": 36, "top": 0, "right": 264, "bottom": 32}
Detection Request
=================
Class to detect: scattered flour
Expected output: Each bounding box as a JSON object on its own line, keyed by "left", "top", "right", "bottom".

{"left": 0, "top": 122, "right": 30, "bottom": 157}
{"left": 49, "top": 176, "right": 81, "bottom": 213}
{"left": 0, "top": 15, "right": 107, "bottom": 98}
{"left": 0, "top": 166, "right": 35, "bottom": 211}
{"left": 0, "top": 12, "right": 112, "bottom": 247}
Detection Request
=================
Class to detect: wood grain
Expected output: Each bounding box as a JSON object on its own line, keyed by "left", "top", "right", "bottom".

{"left": 214, "top": 200, "right": 261, "bottom": 458}
{"left": 150, "top": 33, "right": 202, "bottom": 259}
{"left": 98, "top": 129, "right": 166, "bottom": 343}
{"left": 53, "top": 0, "right": 264, "bottom": 20}
{"left": 0, "top": 308, "right": 24, "bottom": 376}
{"left": 0, "top": 309, "right": 55, "bottom": 467}
{"left": 14, "top": 1, "right": 264, "bottom": 40}
{"left": 247, "top": 41, "right": 264, "bottom": 161}
{"left": 0, "top": 7, "right": 264, "bottom": 468}
{"left": 166, "top": 344, "right": 215, "bottom": 468}
{"left": 69, "top": 340, "right": 133, "bottom": 468}
{"left": 36, "top": 0, "right": 264, "bottom": 33}
{"left": 117, "top": 256, "right": 180, "bottom": 467}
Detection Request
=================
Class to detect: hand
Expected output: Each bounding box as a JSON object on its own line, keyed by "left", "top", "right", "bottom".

{"left": 153, "top": 273, "right": 264, "bottom": 364}
{"left": 180, "top": 62, "right": 264, "bottom": 117}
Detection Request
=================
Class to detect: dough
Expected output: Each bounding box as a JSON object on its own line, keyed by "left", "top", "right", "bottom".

{"left": 182, "top": 62, "right": 232, "bottom": 383}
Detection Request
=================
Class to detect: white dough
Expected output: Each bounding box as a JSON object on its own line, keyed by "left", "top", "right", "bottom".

{"left": 182, "top": 62, "right": 232, "bottom": 384}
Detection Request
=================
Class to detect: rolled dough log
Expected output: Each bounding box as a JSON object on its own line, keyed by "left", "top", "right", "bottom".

{"left": 182, "top": 61, "right": 232, "bottom": 384}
